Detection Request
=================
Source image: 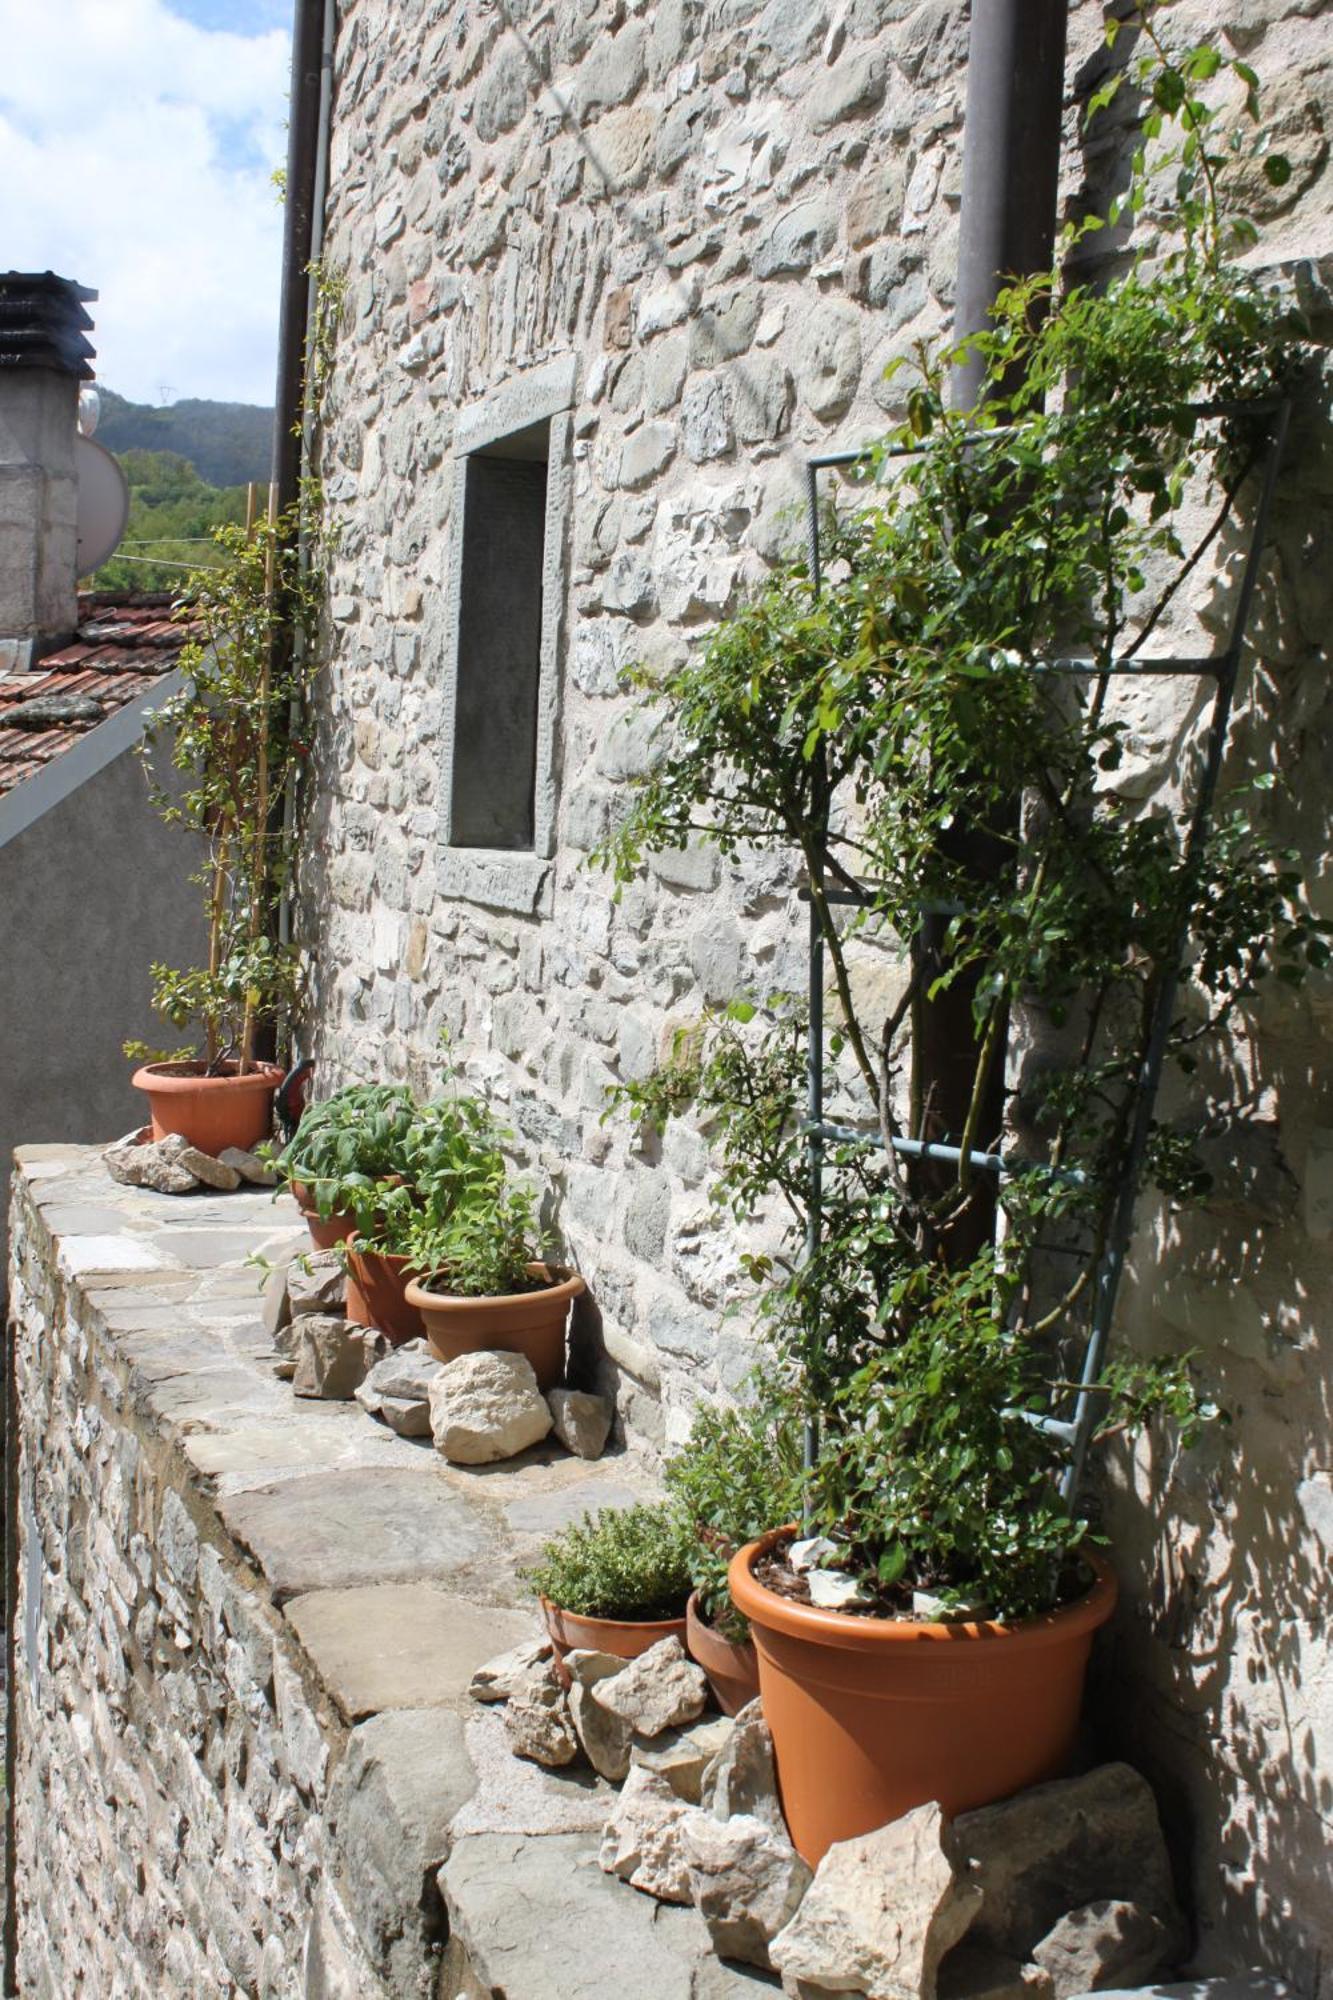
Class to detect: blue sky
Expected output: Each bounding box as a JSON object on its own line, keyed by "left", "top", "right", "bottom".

{"left": 0, "top": 0, "right": 292, "bottom": 408}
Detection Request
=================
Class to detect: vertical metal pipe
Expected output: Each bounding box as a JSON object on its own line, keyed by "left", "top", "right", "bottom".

{"left": 270, "top": 0, "right": 327, "bottom": 514}
{"left": 952, "top": 0, "right": 1070, "bottom": 411}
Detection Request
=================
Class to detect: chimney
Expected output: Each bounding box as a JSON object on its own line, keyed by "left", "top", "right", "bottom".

{"left": 0, "top": 272, "right": 97, "bottom": 650}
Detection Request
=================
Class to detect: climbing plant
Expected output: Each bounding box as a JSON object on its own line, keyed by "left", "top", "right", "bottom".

{"left": 598, "top": 13, "right": 1326, "bottom": 1616}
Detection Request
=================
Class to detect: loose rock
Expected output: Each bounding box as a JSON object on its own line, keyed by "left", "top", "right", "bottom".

{"left": 504, "top": 1661, "right": 580, "bottom": 1768}
{"left": 599, "top": 1765, "right": 701, "bottom": 1903}
{"left": 287, "top": 1251, "right": 347, "bottom": 1318}
{"left": 262, "top": 1263, "right": 291, "bottom": 1338}
{"left": 701, "top": 1697, "right": 785, "bottom": 1835}
{"left": 428, "top": 1350, "right": 554, "bottom": 1464}
{"left": 631, "top": 1714, "right": 734, "bottom": 1802}
{"left": 946, "top": 1765, "right": 1184, "bottom": 1963}
{"left": 177, "top": 1144, "right": 243, "bottom": 1191}
{"left": 468, "top": 1635, "right": 553, "bottom": 1704}
{"left": 571, "top": 1681, "right": 635, "bottom": 1782}
{"left": 1031, "top": 1900, "right": 1177, "bottom": 1999}
{"left": 769, "top": 1801, "right": 982, "bottom": 1999}
{"left": 356, "top": 1339, "right": 445, "bottom": 1437}
{"left": 292, "top": 1316, "right": 369, "bottom": 1400}
{"left": 104, "top": 1130, "right": 199, "bottom": 1195}
{"left": 217, "top": 1146, "right": 277, "bottom": 1185}
{"left": 547, "top": 1388, "right": 613, "bottom": 1460}
{"left": 683, "top": 1810, "right": 813, "bottom": 1968}
{"left": 592, "top": 1636, "right": 707, "bottom": 1738}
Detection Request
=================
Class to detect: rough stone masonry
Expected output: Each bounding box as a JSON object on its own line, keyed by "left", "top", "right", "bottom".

{"left": 301, "top": 2, "right": 1333, "bottom": 1989}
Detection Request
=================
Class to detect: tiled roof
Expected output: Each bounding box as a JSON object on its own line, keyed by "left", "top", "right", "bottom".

{"left": 0, "top": 594, "right": 194, "bottom": 799}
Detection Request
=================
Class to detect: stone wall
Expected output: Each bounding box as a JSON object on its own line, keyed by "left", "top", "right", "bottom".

{"left": 303, "top": 0, "right": 1333, "bottom": 1989}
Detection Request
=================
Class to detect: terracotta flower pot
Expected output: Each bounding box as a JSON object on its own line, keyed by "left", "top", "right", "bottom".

{"left": 541, "top": 1595, "right": 690, "bottom": 1686}
{"left": 290, "top": 1180, "right": 357, "bottom": 1252}
{"left": 729, "top": 1528, "right": 1118, "bottom": 1866}
{"left": 132, "top": 1060, "right": 284, "bottom": 1156}
{"left": 403, "top": 1264, "right": 585, "bottom": 1392}
{"left": 686, "top": 1590, "right": 760, "bottom": 1716}
{"left": 344, "top": 1246, "right": 425, "bottom": 1346}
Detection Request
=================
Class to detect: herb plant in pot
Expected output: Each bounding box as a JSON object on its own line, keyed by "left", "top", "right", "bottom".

{"left": 598, "top": 24, "right": 1323, "bottom": 1865}
{"left": 271, "top": 1082, "right": 418, "bottom": 1248}
{"left": 664, "top": 1392, "right": 803, "bottom": 1714}
{"left": 524, "top": 1501, "right": 694, "bottom": 1671}
{"left": 403, "top": 1181, "right": 585, "bottom": 1392}
{"left": 128, "top": 502, "right": 318, "bottom": 1154}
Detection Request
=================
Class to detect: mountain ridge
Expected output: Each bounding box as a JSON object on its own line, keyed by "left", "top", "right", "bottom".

{"left": 97, "top": 388, "right": 274, "bottom": 489}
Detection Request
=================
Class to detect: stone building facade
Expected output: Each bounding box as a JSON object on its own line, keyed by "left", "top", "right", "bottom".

{"left": 301, "top": 0, "right": 1333, "bottom": 1988}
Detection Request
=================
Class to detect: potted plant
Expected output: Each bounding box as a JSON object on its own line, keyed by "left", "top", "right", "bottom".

{"left": 523, "top": 1501, "right": 695, "bottom": 1670}
{"left": 269, "top": 1082, "right": 418, "bottom": 1247}
{"left": 128, "top": 500, "right": 320, "bottom": 1153}
{"left": 663, "top": 1392, "right": 803, "bottom": 1714}
{"left": 597, "top": 23, "right": 1323, "bottom": 1863}
{"left": 403, "top": 1180, "right": 585, "bottom": 1391}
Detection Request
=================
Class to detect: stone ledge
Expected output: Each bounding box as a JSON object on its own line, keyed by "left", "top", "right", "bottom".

{"left": 6, "top": 1145, "right": 687, "bottom": 1998}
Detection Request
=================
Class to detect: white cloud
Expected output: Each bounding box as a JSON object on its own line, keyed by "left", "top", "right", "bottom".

{"left": 0, "top": 0, "right": 290, "bottom": 406}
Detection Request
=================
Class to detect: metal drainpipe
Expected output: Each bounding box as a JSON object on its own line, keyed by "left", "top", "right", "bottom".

{"left": 270, "top": 0, "right": 328, "bottom": 514}
{"left": 911, "top": 0, "right": 1069, "bottom": 1259}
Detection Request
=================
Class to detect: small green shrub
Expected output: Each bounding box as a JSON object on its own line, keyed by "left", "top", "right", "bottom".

{"left": 522, "top": 1502, "right": 694, "bottom": 1622}
{"left": 664, "top": 1393, "right": 804, "bottom": 1636}
{"left": 408, "top": 1181, "right": 549, "bottom": 1299}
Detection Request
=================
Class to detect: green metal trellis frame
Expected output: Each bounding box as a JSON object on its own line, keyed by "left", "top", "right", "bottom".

{"left": 798, "top": 397, "right": 1292, "bottom": 1508}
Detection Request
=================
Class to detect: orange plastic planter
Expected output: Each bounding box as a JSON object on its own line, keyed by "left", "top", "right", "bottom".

{"left": 290, "top": 1182, "right": 357, "bottom": 1253}
{"left": 344, "top": 1247, "right": 425, "bottom": 1346}
{"left": 403, "top": 1265, "right": 585, "bottom": 1391}
{"left": 132, "top": 1061, "right": 283, "bottom": 1156}
{"left": 686, "top": 1592, "right": 760, "bottom": 1716}
{"left": 541, "top": 1596, "right": 689, "bottom": 1686}
{"left": 729, "top": 1528, "right": 1117, "bottom": 1865}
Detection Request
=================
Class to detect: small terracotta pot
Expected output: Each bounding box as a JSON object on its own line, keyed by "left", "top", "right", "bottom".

{"left": 541, "top": 1595, "right": 690, "bottom": 1686}
{"left": 686, "top": 1590, "right": 760, "bottom": 1716}
{"left": 729, "top": 1527, "right": 1118, "bottom": 1866}
{"left": 403, "top": 1264, "right": 585, "bottom": 1392}
{"left": 290, "top": 1181, "right": 357, "bottom": 1252}
{"left": 132, "top": 1060, "right": 283, "bottom": 1156}
{"left": 344, "top": 1246, "right": 425, "bottom": 1346}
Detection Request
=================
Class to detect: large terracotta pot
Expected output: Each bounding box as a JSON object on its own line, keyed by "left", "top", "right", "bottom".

{"left": 344, "top": 1246, "right": 425, "bottom": 1345}
{"left": 729, "top": 1528, "right": 1118, "bottom": 1866}
{"left": 132, "top": 1060, "right": 283, "bottom": 1156}
{"left": 290, "top": 1180, "right": 357, "bottom": 1252}
{"left": 686, "top": 1591, "right": 760, "bottom": 1716}
{"left": 541, "top": 1595, "right": 690, "bottom": 1686}
{"left": 403, "top": 1264, "right": 585, "bottom": 1392}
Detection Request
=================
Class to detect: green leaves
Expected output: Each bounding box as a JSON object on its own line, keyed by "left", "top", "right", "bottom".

{"left": 521, "top": 1503, "right": 695, "bottom": 1622}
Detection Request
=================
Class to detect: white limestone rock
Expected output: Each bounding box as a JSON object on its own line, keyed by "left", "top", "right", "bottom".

{"left": 599, "top": 1764, "right": 702, "bottom": 1904}
{"left": 547, "top": 1388, "right": 613, "bottom": 1460}
{"left": 570, "top": 1681, "right": 634, "bottom": 1782}
{"left": 631, "top": 1714, "right": 734, "bottom": 1802}
{"left": 104, "top": 1130, "right": 199, "bottom": 1195}
{"left": 468, "top": 1635, "right": 553, "bottom": 1704}
{"left": 683, "top": 1810, "right": 813, "bottom": 1968}
{"left": 769, "top": 1802, "right": 982, "bottom": 1999}
{"left": 503, "top": 1661, "right": 580, "bottom": 1768}
{"left": 592, "top": 1636, "right": 707, "bottom": 1738}
{"left": 428, "top": 1350, "right": 554, "bottom": 1464}
{"left": 217, "top": 1146, "right": 278, "bottom": 1185}
{"left": 356, "top": 1338, "right": 445, "bottom": 1437}
{"left": 701, "top": 1697, "right": 785, "bottom": 1835}
{"left": 1031, "top": 1900, "right": 1177, "bottom": 1999}
{"left": 946, "top": 1765, "right": 1184, "bottom": 1964}
{"left": 177, "top": 1144, "right": 242, "bottom": 1191}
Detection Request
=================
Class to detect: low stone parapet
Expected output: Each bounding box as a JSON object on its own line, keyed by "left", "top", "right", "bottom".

{"left": 5, "top": 1144, "right": 757, "bottom": 1996}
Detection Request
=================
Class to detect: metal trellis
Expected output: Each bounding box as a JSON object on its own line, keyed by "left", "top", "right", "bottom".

{"left": 798, "top": 397, "right": 1292, "bottom": 1506}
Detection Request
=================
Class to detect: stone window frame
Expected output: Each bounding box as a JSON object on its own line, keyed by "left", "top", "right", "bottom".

{"left": 437, "top": 355, "right": 577, "bottom": 916}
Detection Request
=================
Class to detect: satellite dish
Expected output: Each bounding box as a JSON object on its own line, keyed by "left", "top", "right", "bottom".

{"left": 76, "top": 433, "right": 130, "bottom": 575}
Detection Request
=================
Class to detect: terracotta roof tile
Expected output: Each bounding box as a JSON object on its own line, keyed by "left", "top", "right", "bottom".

{"left": 0, "top": 592, "right": 197, "bottom": 799}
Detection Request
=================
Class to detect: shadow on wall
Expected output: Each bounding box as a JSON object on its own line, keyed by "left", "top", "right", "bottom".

{"left": 1089, "top": 359, "right": 1333, "bottom": 2000}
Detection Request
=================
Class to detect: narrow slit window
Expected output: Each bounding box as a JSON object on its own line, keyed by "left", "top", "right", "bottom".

{"left": 449, "top": 418, "right": 551, "bottom": 852}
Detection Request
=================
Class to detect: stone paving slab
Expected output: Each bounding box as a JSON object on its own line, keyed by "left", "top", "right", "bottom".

{"left": 440, "top": 1831, "right": 779, "bottom": 1998}
{"left": 286, "top": 1584, "right": 536, "bottom": 1720}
